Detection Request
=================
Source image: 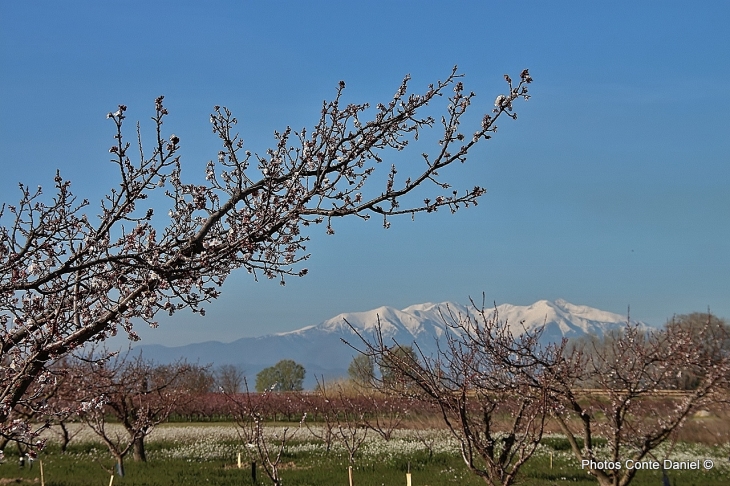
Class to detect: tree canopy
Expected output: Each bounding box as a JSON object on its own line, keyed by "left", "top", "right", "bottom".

{"left": 255, "top": 359, "right": 305, "bottom": 392}
{"left": 348, "top": 354, "right": 375, "bottom": 384}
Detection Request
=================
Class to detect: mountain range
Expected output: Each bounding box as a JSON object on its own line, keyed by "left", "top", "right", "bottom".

{"left": 137, "top": 299, "right": 643, "bottom": 389}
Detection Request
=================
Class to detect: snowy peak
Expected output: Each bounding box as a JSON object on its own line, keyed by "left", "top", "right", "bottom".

{"left": 317, "top": 306, "right": 417, "bottom": 335}
{"left": 307, "top": 303, "right": 461, "bottom": 339}
{"left": 487, "top": 299, "right": 634, "bottom": 341}
{"left": 279, "top": 299, "right": 626, "bottom": 342}
{"left": 281, "top": 299, "right": 637, "bottom": 344}
{"left": 552, "top": 298, "right": 629, "bottom": 322}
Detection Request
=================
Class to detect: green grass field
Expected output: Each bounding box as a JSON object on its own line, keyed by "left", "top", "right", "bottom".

{"left": 1, "top": 424, "right": 728, "bottom": 485}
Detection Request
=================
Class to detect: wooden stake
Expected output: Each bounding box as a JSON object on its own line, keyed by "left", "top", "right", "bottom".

{"left": 348, "top": 465, "right": 353, "bottom": 486}
{"left": 237, "top": 452, "right": 242, "bottom": 469}
{"left": 406, "top": 472, "right": 412, "bottom": 486}
{"left": 39, "top": 460, "right": 45, "bottom": 486}
{"left": 108, "top": 475, "right": 114, "bottom": 486}
{"left": 550, "top": 451, "right": 553, "bottom": 469}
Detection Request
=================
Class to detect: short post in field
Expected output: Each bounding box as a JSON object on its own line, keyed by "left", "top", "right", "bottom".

{"left": 348, "top": 465, "right": 354, "bottom": 486}
{"left": 108, "top": 475, "right": 114, "bottom": 486}
{"left": 406, "top": 461, "right": 412, "bottom": 486}
{"left": 550, "top": 451, "right": 553, "bottom": 469}
{"left": 252, "top": 461, "right": 257, "bottom": 483}
{"left": 237, "top": 452, "right": 242, "bottom": 469}
{"left": 39, "top": 460, "right": 44, "bottom": 486}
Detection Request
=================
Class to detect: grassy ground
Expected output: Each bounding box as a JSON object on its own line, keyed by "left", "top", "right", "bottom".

{"left": 1, "top": 424, "right": 728, "bottom": 485}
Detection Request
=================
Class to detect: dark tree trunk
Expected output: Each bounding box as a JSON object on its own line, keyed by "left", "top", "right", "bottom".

{"left": 59, "top": 422, "right": 71, "bottom": 453}
{"left": 132, "top": 436, "right": 146, "bottom": 462}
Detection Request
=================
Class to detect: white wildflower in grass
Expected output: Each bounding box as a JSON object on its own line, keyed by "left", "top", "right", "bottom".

{"left": 287, "top": 441, "right": 345, "bottom": 455}
{"left": 37, "top": 423, "right": 730, "bottom": 472}
{"left": 152, "top": 440, "right": 236, "bottom": 462}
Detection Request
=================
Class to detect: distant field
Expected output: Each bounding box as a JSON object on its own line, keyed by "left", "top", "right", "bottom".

{"left": 1, "top": 423, "right": 728, "bottom": 485}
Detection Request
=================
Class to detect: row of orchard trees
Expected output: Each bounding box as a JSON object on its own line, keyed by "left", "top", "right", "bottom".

{"left": 1, "top": 349, "right": 211, "bottom": 476}
{"left": 353, "top": 306, "right": 730, "bottom": 486}
{"left": 1, "top": 345, "right": 414, "bottom": 480}
{"left": 0, "top": 347, "right": 430, "bottom": 482}
{"left": 1, "top": 310, "right": 727, "bottom": 485}
{"left": 1, "top": 351, "right": 307, "bottom": 476}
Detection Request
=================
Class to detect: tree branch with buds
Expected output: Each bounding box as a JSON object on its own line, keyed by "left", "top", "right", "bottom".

{"left": 0, "top": 68, "right": 532, "bottom": 440}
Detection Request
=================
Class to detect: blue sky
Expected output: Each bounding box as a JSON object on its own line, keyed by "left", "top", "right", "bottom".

{"left": 1, "top": 1, "right": 728, "bottom": 346}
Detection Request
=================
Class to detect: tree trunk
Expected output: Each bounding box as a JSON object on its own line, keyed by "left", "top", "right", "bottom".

{"left": 133, "top": 436, "right": 147, "bottom": 462}
{"left": 115, "top": 454, "right": 125, "bottom": 477}
{"left": 59, "top": 422, "right": 71, "bottom": 453}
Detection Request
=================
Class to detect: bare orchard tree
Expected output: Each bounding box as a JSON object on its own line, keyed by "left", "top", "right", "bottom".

{"left": 214, "top": 364, "right": 245, "bottom": 394}
{"left": 303, "top": 378, "right": 340, "bottom": 453}
{"left": 357, "top": 302, "right": 729, "bottom": 486}
{"left": 0, "top": 68, "right": 532, "bottom": 439}
{"left": 352, "top": 301, "right": 562, "bottom": 486}
{"left": 225, "top": 379, "right": 304, "bottom": 486}
{"left": 39, "top": 359, "right": 84, "bottom": 453}
{"left": 331, "top": 385, "right": 370, "bottom": 464}
{"left": 69, "top": 348, "right": 194, "bottom": 476}
{"left": 305, "top": 376, "right": 371, "bottom": 463}
{"left": 547, "top": 317, "right": 730, "bottom": 486}
{"left": 360, "top": 393, "right": 410, "bottom": 441}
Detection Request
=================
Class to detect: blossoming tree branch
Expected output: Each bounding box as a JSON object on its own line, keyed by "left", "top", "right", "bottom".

{"left": 0, "top": 68, "right": 532, "bottom": 439}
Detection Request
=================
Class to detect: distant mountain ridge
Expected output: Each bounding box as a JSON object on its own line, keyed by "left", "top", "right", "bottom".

{"left": 137, "top": 299, "right": 644, "bottom": 389}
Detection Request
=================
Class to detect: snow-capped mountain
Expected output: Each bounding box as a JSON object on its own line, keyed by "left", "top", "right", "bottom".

{"left": 137, "top": 299, "right": 644, "bottom": 389}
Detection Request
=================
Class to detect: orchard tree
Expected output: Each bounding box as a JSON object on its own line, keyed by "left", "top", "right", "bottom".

{"left": 215, "top": 364, "right": 245, "bottom": 394}
{"left": 225, "top": 378, "right": 305, "bottom": 486}
{"left": 68, "top": 348, "right": 196, "bottom": 476}
{"left": 548, "top": 318, "right": 730, "bottom": 486}
{"left": 354, "top": 302, "right": 561, "bottom": 486}
{"left": 355, "top": 301, "right": 730, "bottom": 486}
{"left": 0, "top": 68, "right": 533, "bottom": 440}
{"left": 8, "top": 351, "right": 203, "bottom": 467}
